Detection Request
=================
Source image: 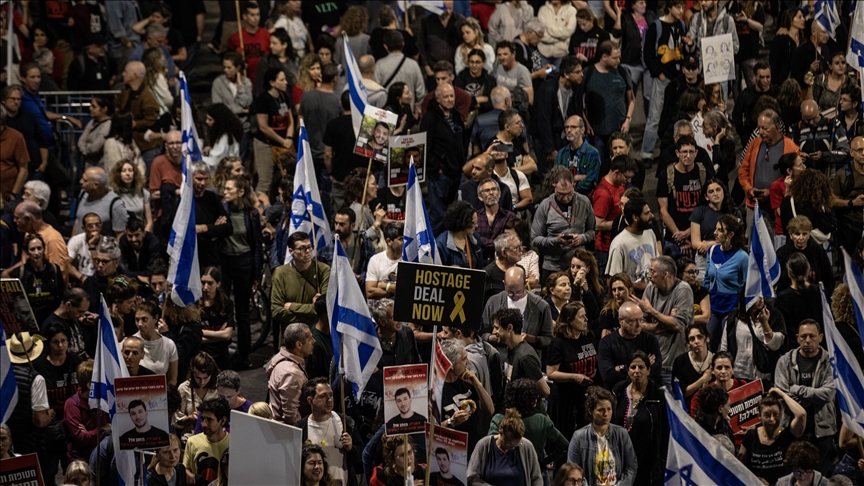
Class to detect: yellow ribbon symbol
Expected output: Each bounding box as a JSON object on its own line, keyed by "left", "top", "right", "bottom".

{"left": 450, "top": 291, "right": 466, "bottom": 323}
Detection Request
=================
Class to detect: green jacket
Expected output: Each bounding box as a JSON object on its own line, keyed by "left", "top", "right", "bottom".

{"left": 271, "top": 261, "right": 330, "bottom": 327}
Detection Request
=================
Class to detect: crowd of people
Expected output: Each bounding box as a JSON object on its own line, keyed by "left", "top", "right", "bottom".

{"left": 2, "top": 0, "right": 864, "bottom": 485}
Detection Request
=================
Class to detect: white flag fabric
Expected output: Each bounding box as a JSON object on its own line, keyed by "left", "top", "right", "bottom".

{"left": 821, "top": 282, "right": 864, "bottom": 437}
{"left": 167, "top": 71, "right": 202, "bottom": 306}
{"left": 287, "top": 119, "right": 332, "bottom": 263}
{"left": 744, "top": 201, "right": 780, "bottom": 311}
{"left": 326, "top": 237, "right": 383, "bottom": 399}
{"left": 402, "top": 156, "right": 440, "bottom": 264}
{"left": 397, "top": 0, "right": 446, "bottom": 15}
{"left": 663, "top": 386, "right": 763, "bottom": 485}
{"left": 815, "top": 0, "right": 841, "bottom": 39}
{"left": 0, "top": 328, "right": 17, "bottom": 425}
{"left": 842, "top": 248, "right": 864, "bottom": 345}
{"left": 847, "top": 0, "right": 864, "bottom": 69}
{"left": 343, "top": 33, "right": 368, "bottom": 138}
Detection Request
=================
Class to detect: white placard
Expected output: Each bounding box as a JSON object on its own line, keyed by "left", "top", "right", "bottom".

{"left": 701, "top": 33, "right": 735, "bottom": 84}
{"left": 228, "top": 410, "right": 303, "bottom": 485}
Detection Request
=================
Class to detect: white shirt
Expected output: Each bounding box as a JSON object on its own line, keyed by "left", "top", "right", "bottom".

{"left": 307, "top": 412, "right": 347, "bottom": 486}
{"left": 67, "top": 233, "right": 95, "bottom": 277}
{"left": 366, "top": 251, "right": 399, "bottom": 284}
{"left": 719, "top": 319, "right": 784, "bottom": 382}
{"left": 133, "top": 333, "right": 179, "bottom": 375}
{"left": 508, "top": 295, "right": 528, "bottom": 314}
{"left": 496, "top": 167, "right": 530, "bottom": 201}
{"left": 31, "top": 374, "right": 49, "bottom": 411}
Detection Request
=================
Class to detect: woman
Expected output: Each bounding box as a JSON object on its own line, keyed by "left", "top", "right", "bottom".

{"left": 147, "top": 435, "right": 187, "bottom": 486}
{"left": 598, "top": 273, "right": 634, "bottom": 337}
{"left": 776, "top": 216, "right": 835, "bottom": 297}
{"left": 468, "top": 408, "right": 543, "bottom": 486}
{"left": 255, "top": 67, "right": 295, "bottom": 195}
{"left": 456, "top": 18, "right": 495, "bottom": 74}
{"left": 619, "top": 0, "right": 655, "bottom": 113}
{"left": 552, "top": 463, "right": 585, "bottom": 486}
{"left": 770, "top": 153, "right": 806, "bottom": 248}
{"left": 690, "top": 179, "right": 740, "bottom": 279}
{"left": 703, "top": 83, "right": 727, "bottom": 115}
{"left": 548, "top": 302, "right": 598, "bottom": 436}
{"left": 64, "top": 460, "right": 93, "bottom": 486}
{"left": 777, "top": 79, "right": 803, "bottom": 129}
{"left": 543, "top": 271, "right": 571, "bottom": 320}
{"left": 612, "top": 351, "right": 668, "bottom": 486}
{"left": 677, "top": 257, "right": 710, "bottom": 326}
{"left": 383, "top": 82, "right": 416, "bottom": 136}
{"left": 701, "top": 111, "right": 736, "bottom": 176}
{"left": 727, "top": 0, "right": 765, "bottom": 90}
{"left": 703, "top": 214, "right": 748, "bottom": 350}
{"left": 775, "top": 253, "right": 823, "bottom": 345}
{"left": 831, "top": 284, "right": 864, "bottom": 368}
{"left": 293, "top": 53, "right": 322, "bottom": 109}
{"left": 203, "top": 104, "right": 243, "bottom": 172}
{"left": 333, "top": 6, "right": 369, "bottom": 66}
{"left": 806, "top": 51, "right": 856, "bottom": 112}
{"left": 109, "top": 160, "right": 153, "bottom": 232}
{"left": 142, "top": 47, "right": 174, "bottom": 133}
{"left": 569, "top": 249, "right": 603, "bottom": 322}
{"left": 198, "top": 267, "right": 235, "bottom": 371}
{"left": 174, "top": 352, "right": 219, "bottom": 441}
{"left": 779, "top": 169, "right": 836, "bottom": 246}
{"left": 249, "top": 402, "right": 273, "bottom": 420}
{"left": 342, "top": 167, "right": 386, "bottom": 248}
{"left": 775, "top": 441, "right": 831, "bottom": 486}
{"left": 162, "top": 299, "right": 204, "bottom": 384}
{"left": 454, "top": 49, "right": 497, "bottom": 113}
{"left": 315, "top": 35, "right": 335, "bottom": 67}
{"left": 0, "top": 424, "right": 15, "bottom": 459}
{"left": 503, "top": 219, "right": 540, "bottom": 289}
{"left": 720, "top": 296, "right": 786, "bottom": 382}
{"left": 569, "top": 9, "right": 611, "bottom": 64}
{"left": 106, "top": 276, "right": 140, "bottom": 339}
{"left": 370, "top": 435, "right": 426, "bottom": 486}
{"left": 769, "top": 8, "right": 804, "bottom": 86}
{"left": 738, "top": 388, "right": 806, "bottom": 485}
{"left": 693, "top": 384, "right": 734, "bottom": 445}
{"left": 212, "top": 156, "right": 245, "bottom": 193}
{"left": 272, "top": 1, "right": 311, "bottom": 58}
{"left": 436, "top": 201, "right": 483, "bottom": 269}
{"left": 212, "top": 51, "right": 254, "bottom": 118}
{"left": 134, "top": 300, "right": 179, "bottom": 385}
{"left": 302, "top": 443, "right": 334, "bottom": 486}
{"left": 689, "top": 351, "right": 747, "bottom": 419}
{"left": 22, "top": 22, "right": 63, "bottom": 89}
{"left": 672, "top": 324, "right": 714, "bottom": 403}
{"left": 220, "top": 176, "right": 263, "bottom": 368}
{"left": 103, "top": 112, "right": 146, "bottom": 176}
{"left": 1, "top": 234, "right": 63, "bottom": 325}
{"left": 567, "top": 387, "right": 637, "bottom": 485}
{"left": 78, "top": 94, "right": 114, "bottom": 167}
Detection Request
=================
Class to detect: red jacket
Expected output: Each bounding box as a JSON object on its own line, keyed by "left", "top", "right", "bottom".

{"left": 63, "top": 393, "right": 105, "bottom": 462}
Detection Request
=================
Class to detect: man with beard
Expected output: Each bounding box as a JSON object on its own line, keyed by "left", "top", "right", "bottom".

{"left": 119, "top": 217, "right": 164, "bottom": 280}
{"left": 333, "top": 208, "right": 375, "bottom": 282}
{"left": 183, "top": 398, "right": 230, "bottom": 484}
{"left": 192, "top": 162, "right": 232, "bottom": 268}
{"left": 429, "top": 447, "right": 465, "bottom": 486}
{"left": 119, "top": 400, "right": 168, "bottom": 449}
{"left": 554, "top": 114, "right": 601, "bottom": 196}
{"left": 605, "top": 197, "right": 657, "bottom": 291}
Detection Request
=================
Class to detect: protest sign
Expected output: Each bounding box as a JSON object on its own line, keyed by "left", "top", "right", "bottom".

{"left": 426, "top": 424, "right": 468, "bottom": 486}
{"left": 353, "top": 106, "right": 398, "bottom": 163}
{"left": 388, "top": 133, "right": 426, "bottom": 187}
{"left": 393, "top": 262, "right": 485, "bottom": 330}
{"left": 702, "top": 33, "right": 735, "bottom": 84}
{"left": 0, "top": 454, "right": 44, "bottom": 486}
{"left": 229, "top": 410, "right": 303, "bottom": 485}
{"left": 384, "top": 364, "right": 429, "bottom": 436}
{"left": 429, "top": 338, "right": 452, "bottom": 424}
{"left": 115, "top": 375, "right": 170, "bottom": 450}
{"left": 0, "top": 279, "right": 38, "bottom": 335}
{"left": 727, "top": 379, "right": 764, "bottom": 434}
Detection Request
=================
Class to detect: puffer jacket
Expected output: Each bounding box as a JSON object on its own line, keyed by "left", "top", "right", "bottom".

{"left": 537, "top": 1, "right": 577, "bottom": 59}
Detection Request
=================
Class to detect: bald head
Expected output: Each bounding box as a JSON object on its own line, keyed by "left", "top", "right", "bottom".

{"left": 13, "top": 201, "right": 42, "bottom": 233}
{"left": 85, "top": 167, "right": 108, "bottom": 188}
{"left": 801, "top": 99, "right": 820, "bottom": 126}
{"left": 490, "top": 86, "right": 512, "bottom": 109}
{"left": 504, "top": 266, "right": 526, "bottom": 289}
{"left": 436, "top": 83, "right": 455, "bottom": 112}
{"left": 126, "top": 61, "right": 145, "bottom": 78}
{"left": 165, "top": 130, "right": 182, "bottom": 164}
{"left": 358, "top": 55, "right": 376, "bottom": 76}
{"left": 122, "top": 61, "right": 146, "bottom": 89}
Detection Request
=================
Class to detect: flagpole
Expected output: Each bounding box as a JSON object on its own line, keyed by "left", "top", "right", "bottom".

{"left": 339, "top": 334, "right": 347, "bottom": 431}
{"left": 403, "top": 433, "right": 409, "bottom": 486}
{"left": 425, "top": 326, "right": 437, "bottom": 486}
{"left": 234, "top": 1, "right": 246, "bottom": 71}
{"left": 95, "top": 427, "right": 101, "bottom": 486}
{"left": 353, "top": 158, "right": 375, "bottom": 271}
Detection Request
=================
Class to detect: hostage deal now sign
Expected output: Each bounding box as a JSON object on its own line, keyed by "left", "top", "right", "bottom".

{"left": 393, "top": 262, "right": 485, "bottom": 330}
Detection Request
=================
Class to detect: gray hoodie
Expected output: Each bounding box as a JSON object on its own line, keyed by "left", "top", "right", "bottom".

{"left": 774, "top": 347, "right": 837, "bottom": 439}
{"left": 530, "top": 192, "right": 596, "bottom": 272}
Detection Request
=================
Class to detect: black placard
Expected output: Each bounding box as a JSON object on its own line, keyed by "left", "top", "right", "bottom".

{"left": 392, "top": 262, "right": 485, "bottom": 330}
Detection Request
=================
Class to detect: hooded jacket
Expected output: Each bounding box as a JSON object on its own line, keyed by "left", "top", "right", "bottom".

{"left": 774, "top": 347, "right": 837, "bottom": 439}
{"left": 530, "top": 192, "right": 596, "bottom": 272}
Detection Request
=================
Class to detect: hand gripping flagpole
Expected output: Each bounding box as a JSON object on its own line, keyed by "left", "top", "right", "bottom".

{"left": 352, "top": 157, "right": 374, "bottom": 272}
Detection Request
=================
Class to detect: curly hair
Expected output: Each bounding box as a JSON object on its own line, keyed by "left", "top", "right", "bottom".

{"left": 777, "top": 78, "right": 802, "bottom": 110}
{"left": 442, "top": 201, "right": 476, "bottom": 233}
{"left": 542, "top": 271, "right": 570, "bottom": 299}
{"left": 831, "top": 284, "right": 855, "bottom": 324}
{"left": 503, "top": 379, "right": 539, "bottom": 417}
{"left": 695, "top": 384, "right": 729, "bottom": 425}
{"left": 109, "top": 159, "right": 145, "bottom": 194}
{"left": 718, "top": 214, "right": 747, "bottom": 251}
{"left": 602, "top": 273, "right": 634, "bottom": 314}
{"left": 340, "top": 6, "right": 368, "bottom": 37}
{"left": 789, "top": 168, "right": 833, "bottom": 210}
{"left": 342, "top": 167, "right": 372, "bottom": 205}
{"left": 212, "top": 156, "right": 243, "bottom": 192}
{"left": 585, "top": 386, "right": 616, "bottom": 420}
{"left": 381, "top": 434, "right": 415, "bottom": 476}
{"left": 555, "top": 301, "right": 586, "bottom": 340}
{"left": 302, "top": 443, "right": 334, "bottom": 486}
{"left": 572, "top": 249, "right": 603, "bottom": 301}
{"left": 206, "top": 103, "right": 244, "bottom": 146}
{"left": 297, "top": 53, "right": 322, "bottom": 92}
{"left": 783, "top": 441, "right": 820, "bottom": 472}
{"left": 188, "top": 352, "right": 220, "bottom": 390}
{"left": 163, "top": 297, "right": 201, "bottom": 327}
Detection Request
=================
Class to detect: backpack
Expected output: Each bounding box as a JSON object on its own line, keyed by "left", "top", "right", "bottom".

{"left": 641, "top": 18, "right": 686, "bottom": 69}
{"left": 666, "top": 162, "right": 707, "bottom": 198}
{"left": 77, "top": 193, "right": 131, "bottom": 236}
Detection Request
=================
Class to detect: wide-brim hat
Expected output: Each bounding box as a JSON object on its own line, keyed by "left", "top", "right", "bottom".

{"left": 7, "top": 332, "right": 43, "bottom": 364}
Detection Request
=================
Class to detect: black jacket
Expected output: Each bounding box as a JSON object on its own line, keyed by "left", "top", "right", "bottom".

{"left": 620, "top": 10, "right": 658, "bottom": 67}
{"left": 196, "top": 190, "right": 232, "bottom": 268}
{"left": 119, "top": 231, "right": 165, "bottom": 278}
{"left": 613, "top": 380, "right": 668, "bottom": 486}
{"left": 221, "top": 202, "right": 264, "bottom": 278}
{"left": 533, "top": 72, "right": 582, "bottom": 160}
{"left": 296, "top": 415, "right": 365, "bottom": 486}
{"left": 419, "top": 99, "right": 467, "bottom": 176}
{"left": 454, "top": 68, "right": 497, "bottom": 113}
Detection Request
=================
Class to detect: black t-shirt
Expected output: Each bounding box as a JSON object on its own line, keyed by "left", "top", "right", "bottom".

{"left": 429, "top": 472, "right": 466, "bottom": 486}
{"left": 119, "top": 425, "right": 169, "bottom": 449}
{"left": 742, "top": 426, "right": 795, "bottom": 484}
{"left": 323, "top": 114, "right": 371, "bottom": 182}
{"left": 569, "top": 26, "right": 611, "bottom": 63}
{"left": 385, "top": 411, "right": 426, "bottom": 435}
{"left": 33, "top": 353, "right": 82, "bottom": 419}
{"left": 254, "top": 91, "right": 292, "bottom": 143}
{"left": 491, "top": 137, "right": 529, "bottom": 170}
{"left": 441, "top": 379, "right": 484, "bottom": 455}
{"left": 301, "top": 1, "right": 347, "bottom": 39}
{"left": 656, "top": 164, "right": 706, "bottom": 240}
{"left": 506, "top": 341, "right": 543, "bottom": 384}
{"left": 41, "top": 313, "right": 88, "bottom": 361}
{"left": 797, "top": 349, "right": 821, "bottom": 438}
{"left": 199, "top": 300, "right": 234, "bottom": 362}
{"left": 369, "top": 28, "right": 419, "bottom": 60}
{"left": 483, "top": 262, "right": 506, "bottom": 303}
{"left": 547, "top": 334, "right": 598, "bottom": 381}
{"left": 672, "top": 352, "right": 711, "bottom": 401}
{"left": 164, "top": 27, "right": 185, "bottom": 58}
{"left": 371, "top": 189, "right": 406, "bottom": 222}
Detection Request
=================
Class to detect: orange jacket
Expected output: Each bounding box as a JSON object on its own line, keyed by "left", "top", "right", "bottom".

{"left": 738, "top": 136, "right": 799, "bottom": 208}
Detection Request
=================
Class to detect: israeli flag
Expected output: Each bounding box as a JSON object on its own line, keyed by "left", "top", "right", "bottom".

{"left": 842, "top": 248, "right": 864, "bottom": 354}
{"left": 402, "top": 156, "right": 441, "bottom": 265}
{"left": 821, "top": 282, "right": 864, "bottom": 437}
{"left": 815, "top": 0, "right": 841, "bottom": 39}
{"left": 0, "top": 328, "right": 17, "bottom": 425}
{"left": 287, "top": 119, "right": 332, "bottom": 264}
{"left": 167, "top": 71, "right": 202, "bottom": 306}
{"left": 847, "top": 0, "right": 864, "bottom": 69}
{"left": 343, "top": 33, "right": 368, "bottom": 138}
{"left": 397, "top": 0, "right": 447, "bottom": 16}
{"left": 663, "top": 386, "right": 763, "bottom": 485}
{"left": 744, "top": 201, "right": 780, "bottom": 311}
{"left": 89, "top": 295, "right": 136, "bottom": 486}
{"left": 326, "top": 236, "right": 383, "bottom": 399}
{"left": 672, "top": 379, "right": 688, "bottom": 412}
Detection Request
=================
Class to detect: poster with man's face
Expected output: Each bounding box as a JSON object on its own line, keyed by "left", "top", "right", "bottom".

{"left": 426, "top": 423, "right": 468, "bottom": 486}
{"left": 115, "top": 375, "right": 170, "bottom": 450}
{"left": 387, "top": 133, "right": 426, "bottom": 187}
{"left": 353, "top": 106, "right": 398, "bottom": 163}
{"left": 0, "top": 279, "right": 39, "bottom": 335}
{"left": 384, "top": 364, "right": 428, "bottom": 436}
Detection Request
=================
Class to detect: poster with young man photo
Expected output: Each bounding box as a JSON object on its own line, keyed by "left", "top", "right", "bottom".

{"left": 384, "top": 364, "right": 428, "bottom": 436}
{"left": 115, "top": 375, "right": 170, "bottom": 450}
{"left": 353, "top": 106, "right": 398, "bottom": 163}
{"left": 387, "top": 133, "right": 426, "bottom": 187}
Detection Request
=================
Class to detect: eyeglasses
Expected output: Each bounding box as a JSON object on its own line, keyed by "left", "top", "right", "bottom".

{"left": 292, "top": 245, "right": 313, "bottom": 253}
{"left": 564, "top": 478, "right": 585, "bottom": 486}
{"left": 479, "top": 187, "right": 500, "bottom": 194}
{"left": 505, "top": 246, "right": 523, "bottom": 253}
{"left": 683, "top": 269, "right": 698, "bottom": 275}
{"left": 93, "top": 258, "right": 116, "bottom": 265}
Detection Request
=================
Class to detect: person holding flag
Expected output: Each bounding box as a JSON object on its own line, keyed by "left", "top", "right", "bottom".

{"left": 402, "top": 155, "right": 441, "bottom": 265}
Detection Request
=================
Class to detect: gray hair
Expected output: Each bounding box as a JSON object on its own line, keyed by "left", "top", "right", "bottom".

{"left": 490, "top": 87, "right": 511, "bottom": 106}
{"left": 283, "top": 323, "right": 310, "bottom": 351}
{"left": 190, "top": 161, "right": 210, "bottom": 176}
{"left": 122, "top": 335, "right": 144, "bottom": 349}
{"left": 759, "top": 109, "right": 782, "bottom": 127}
{"left": 370, "top": 298, "right": 394, "bottom": 325}
{"left": 673, "top": 119, "right": 692, "bottom": 138}
{"left": 216, "top": 370, "right": 241, "bottom": 391}
{"left": 827, "top": 476, "right": 854, "bottom": 486}
{"left": 17, "top": 201, "right": 43, "bottom": 221}
{"left": 146, "top": 22, "right": 167, "bottom": 39}
{"left": 651, "top": 255, "right": 677, "bottom": 277}
{"left": 703, "top": 110, "right": 727, "bottom": 131}
{"left": 525, "top": 18, "right": 546, "bottom": 36}
{"left": 477, "top": 177, "right": 499, "bottom": 192}
{"left": 88, "top": 167, "right": 109, "bottom": 188}
{"left": 438, "top": 338, "right": 465, "bottom": 367}
{"left": 494, "top": 233, "right": 519, "bottom": 258}
{"left": 24, "top": 180, "right": 51, "bottom": 210}
{"left": 96, "top": 236, "right": 122, "bottom": 260}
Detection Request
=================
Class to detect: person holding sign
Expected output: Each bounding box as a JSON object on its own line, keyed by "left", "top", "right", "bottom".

{"left": 737, "top": 388, "right": 806, "bottom": 486}
{"left": 120, "top": 400, "right": 169, "bottom": 447}
{"left": 369, "top": 435, "right": 426, "bottom": 486}
{"left": 439, "top": 339, "right": 495, "bottom": 456}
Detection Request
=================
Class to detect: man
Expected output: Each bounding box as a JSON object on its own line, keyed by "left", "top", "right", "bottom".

{"left": 374, "top": 30, "right": 426, "bottom": 105}
{"left": 149, "top": 131, "right": 184, "bottom": 232}
{"left": 476, "top": 178, "right": 516, "bottom": 265}
{"left": 0, "top": 108, "right": 29, "bottom": 200}
{"left": 2, "top": 85, "right": 48, "bottom": 182}
{"left": 66, "top": 213, "right": 101, "bottom": 283}
{"left": 191, "top": 162, "right": 232, "bottom": 268}
{"left": 42, "top": 288, "right": 92, "bottom": 361}
{"left": 583, "top": 41, "right": 634, "bottom": 157}
{"left": 183, "top": 398, "right": 230, "bottom": 484}
{"left": 438, "top": 338, "right": 494, "bottom": 456}
{"left": 128, "top": 23, "right": 177, "bottom": 80}
{"left": 68, "top": 33, "right": 113, "bottom": 91}
{"left": 731, "top": 62, "right": 778, "bottom": 139}
{"left": 14, "top": 202, "right": 70, "bottom": 273}
{"left": 254, "top": 28, "right": 297, "bottom": 95}
{"left": 22, "top": 181, "right": 60, "bottom": 232}
{"left": 193, "top": 370, "right": 253, "bottom": 434}
{"left": 355, "top": 54, "right": 388, "bottom": 107}
{"left": 606, "top": 196, "right": 658, "bottom": 290}
{"left": 831, "top": 135, "right": 864, "bottom": 256}
{"left": 82, "top": 238, "right": 126, "bottom": 316}
{"left": 483, "top": 233, "right": 523, "bottom": 303}
{"left": 227, "top": 1, "right": 269, "bottom": 86}
{"left": 738, "top": 109, "right": 799, "bottom": 235}
{"left": 493, "top": 41, "right": 533, "bottom": 105}
{"left": 531, "top": 167, "right": 596, "bottom": 279}
{"left": 19, "top": 63, "right": 83, "bottom": 149}
{"left": 490, "top": 308, "right": 550, "bottom": 397}
{"left": 657, "top": 135, "right": 714, "bottom": 255}
{"left": 74, "top": 167, "right": 129, "bottom": 238}
{"left": 267, "top": 323, "right": 315, "bottom": 424}
{"left": 554, "top": 115, "right": 601, "bottom": 196}
{"left": 630, "top": 256, "right": 694, "bottom": 386}
{"left": 385, "top": 388, "right": 426, "bottom": 434}
{"left": 333, "top": 208, "right": 375, "bottom": 280}
{"left": 122, "top": 337, "right": 155, "bottom": 377}
{"left": 774, "top": 319, "right": 838, "bottom": 473}
{"left": 114, "top": 62, "right": 160, "bottom": 166}
{"left": 145, "top": 260, "right": 168, "bottom": 304}
{"left": 658, "top": 56, "right": 703, "bottom": 142}
{"left": 593, "top": 156, "right": 637, "bottom": 272}
{"left": 684, "top": 0, "right": 739, "bottom": 78}
{"left": 296, "top": 378, "right": 362, "bottom": 485}
{"left": 325, "top": 91, "right": 375, "bottom": 214}
{"left": 790, "top": 21, "right": 832, "bottom": 88}
{"left": 299, "top": 63, "right": 342, "bottom": 172}
{"left": 437, "top": 326, "right": 502, "bottom": 410}
{"left": 655, "top": 120, "right": 714, "bottom": 178}
{"left": 420, "top": 83, "right": 467, "bottom": 234}
{"left": 489, "top": 108, "right": 537, "bottom": 176}
{"left": 271, "top": 232, "right": 331, "bottom": 328}
{"left": 366, "top": 222, "right": 403, "bottom": 299}
{"left": 119, "top": 400, "right": 168, "bottom": 448}
{"left": 482, "top": 266, "right": 554, "bottom": 361}
{"left": 513, "top": 17, "right": 550, "bottom": 94}
{"left": 104, "top": 0, "right": 140, "bottom": 68}
{"left": 430, "top": 447, "right": 465, "bottom": 486}
{"left": 789, "top": 99, "right": 850, "bottom": 171}
{"left": 421, "top": 60, "right": 473, "bottom": 122}
{"left": 119, "top": 218, "right": 164, "bottom": 280}
{"left": 535, "top": 56, "right": 584, "bottom": 168}
{"left": 597, "top": 302, "right": 663, "bottom": 385}
{"left": 470, "top": 87, "right": 512, "bottom": 156}
{"left": 306, "top": 299, "right": 333, "bottom": 380}
{"left": 457, "top": 151, "right": 514, "bottom": 212}
{"left": 416, "top": 1, "right": 465, "bottom": 81}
